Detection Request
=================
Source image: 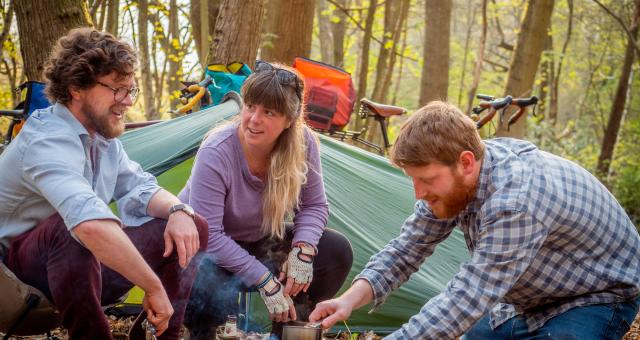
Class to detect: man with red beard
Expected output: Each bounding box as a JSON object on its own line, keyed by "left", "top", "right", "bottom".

{"left": 0, "top": 28, "right": 207, "bottom": 339}
{"left": 310, "top": 101, "right": 640, "bottom": 339}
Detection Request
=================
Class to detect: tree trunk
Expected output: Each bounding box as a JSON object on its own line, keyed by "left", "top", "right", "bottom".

{"left": 138, "top": 0, "right": 156, "bottom": 120}
{"left": 497, "top": 0, "right": 555, "bottom": 138}
{"left": 332, "top": 0, "right": 347, "bottom": 68}
{"left": 549, "top": 0, "right": 573, "bottom": 126}
{"left": 190, "top": 0, "right": 220, "bottom": 70}
{"left": 419, "top": 0, "right": 452, "bottom": 106}
{"left": 208, "top": 0, "right": 265, "bottom": 69}
{"left": 366, "top": 0, "right": 409, "bottom": 147}
{"left": 148, "top": 9, "right": 168, "bottom": 116}
{"left": 537, "top": 34, "right": 552, "bottom": 121}
{"left": 88, "top": 0, "right": 102, "bottom": 25}
{"left": 105, "top": 0, "right": 119, "bottom": 36}
{"left": 97, "top": 0, "right": 107, "bottom": 30}
{"left": 465, "top": 0, "right": 487, "bottom": 114}
{"left": 316, "top": 0, "right": 334, "bottom": 64}
{"left": 2, "top": 54, "right": 20, "bottom": 106}
{"left": 0, "top": 0, "right": 14, "bottom": 60}
{"left": 261, "top": 0, "right": 315, "bottom": 64}
{"left": 457, "top": 0, "right": 476, "bottom": 107}
{"left": 370, "top": 0, "right": 401, "bottom": 103}
{"left": 167, "top": 0, "right": 182, "bottom": 111}
{"left": 596, "top": 0, "right": 640, "bottom": 180}
{"left": 353, "top": 0, "right": 377, "bottom": 131}
{"left": 14, "top": 0, "right": 92, "bottom": 81}
{"left": 391, "top": 6, "right": 409, "bottom": 106}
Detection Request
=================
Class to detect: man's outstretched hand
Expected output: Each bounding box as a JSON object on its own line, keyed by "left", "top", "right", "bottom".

{"left": 308, "top": 297, "right": 353, "bottom": 329}
{"left": 309, "top": 279, "right": 375, "bottom": 329}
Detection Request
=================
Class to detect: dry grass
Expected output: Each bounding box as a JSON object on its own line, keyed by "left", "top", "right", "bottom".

{"left": 623, "top": 311, "right": 640, "bottom": 340}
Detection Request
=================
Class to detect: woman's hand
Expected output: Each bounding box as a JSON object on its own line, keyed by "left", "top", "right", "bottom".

{"left": 258, "top": 273, "right": 297, "bottom": 323}
{"left": 279, "top": 242, "right": 315, "bottom": 296}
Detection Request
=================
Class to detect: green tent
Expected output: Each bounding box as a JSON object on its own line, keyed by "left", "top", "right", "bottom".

{"left": 119, "top": 96, "right": 469, "bottom": 333}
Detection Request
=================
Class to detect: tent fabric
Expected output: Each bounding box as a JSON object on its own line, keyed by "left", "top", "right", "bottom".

{"left": 119, "top": 100, "right": 468, "bottom": 333}
{"left": 120, "top": 93, "right": 242, "bottom": 176}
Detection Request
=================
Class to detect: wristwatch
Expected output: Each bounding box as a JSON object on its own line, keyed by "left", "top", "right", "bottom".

{"left": 168, "top": 203, "right": 195, "bottom": 219}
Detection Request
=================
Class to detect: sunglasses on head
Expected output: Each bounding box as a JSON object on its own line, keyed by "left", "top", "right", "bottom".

{"left": 254, "top": 60, "right": 302, "bottom": 101}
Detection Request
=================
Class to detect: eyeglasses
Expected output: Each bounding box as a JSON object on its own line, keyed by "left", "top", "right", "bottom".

{"left": 254, "top": 61, "right": 302, "bottom": 101}
{"left": 96, "top": 81, "right": 140, "bottom": 104}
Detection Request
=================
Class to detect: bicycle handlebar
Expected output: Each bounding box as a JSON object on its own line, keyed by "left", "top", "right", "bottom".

{"left": 511, "top": 96, "right": 538, "bottom": 108}
{"left": 0, "top": 110, "right": 26, "bottom": 119}
{"left": 472, "top": 95, "right": 538, "bottom": 129}
{"left": 474, "top": 95, "right": 512, "bottom": 128}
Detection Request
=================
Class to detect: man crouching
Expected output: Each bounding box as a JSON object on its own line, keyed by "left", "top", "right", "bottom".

{"left": 0, "top": 28, "right": 207, "bottom": 339}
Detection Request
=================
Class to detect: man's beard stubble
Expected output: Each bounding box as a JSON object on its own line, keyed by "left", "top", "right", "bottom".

{"left": 433, "top": 172, "right": 478, "bottom": 219}
{"left": 82, "top": 102, "right": 125, "bottom": 139}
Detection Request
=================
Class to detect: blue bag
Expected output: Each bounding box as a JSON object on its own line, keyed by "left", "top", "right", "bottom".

{"left": 204, "top": 62, "right": 252, "bottom": 107}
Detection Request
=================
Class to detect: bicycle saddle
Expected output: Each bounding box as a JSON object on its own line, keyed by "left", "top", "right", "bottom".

{"left": 360, "top": 98, "right": 407, "bottom": 117}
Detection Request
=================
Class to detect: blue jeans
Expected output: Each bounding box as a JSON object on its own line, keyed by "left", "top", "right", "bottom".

{"left": 462, "top": 298, "right": 640, "bottom": 340}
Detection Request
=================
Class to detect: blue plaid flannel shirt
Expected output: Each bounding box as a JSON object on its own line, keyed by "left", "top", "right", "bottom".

{"left": 356, "top": 138, "right": 640, "bottom": 339}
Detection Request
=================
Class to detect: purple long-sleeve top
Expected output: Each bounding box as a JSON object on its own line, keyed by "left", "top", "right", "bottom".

{"left": 178, "top": 123, "right": 328, "bottom": 285}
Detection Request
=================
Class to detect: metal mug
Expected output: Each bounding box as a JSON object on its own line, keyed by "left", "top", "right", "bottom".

{"left": 282, "top": 321, "right": 322, "bottom": 340}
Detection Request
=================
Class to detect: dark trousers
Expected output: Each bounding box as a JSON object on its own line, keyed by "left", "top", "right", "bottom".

{"left": 3, "top": 213, "right": 208, "bottom": 340}
{"left": 184, "top": 227, "right": 354, "bottom": 339}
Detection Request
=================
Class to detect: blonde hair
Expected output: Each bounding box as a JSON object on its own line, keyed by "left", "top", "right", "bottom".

{"left": 242, "top": 64, "right": 308, "bottom": 239}
{"left": 391, "top": 101, "right": 484, "bottom": 167}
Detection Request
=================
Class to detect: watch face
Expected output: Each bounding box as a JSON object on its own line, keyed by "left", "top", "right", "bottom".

{"left": 171, "top": 204, "right": 194, "bottom": 218}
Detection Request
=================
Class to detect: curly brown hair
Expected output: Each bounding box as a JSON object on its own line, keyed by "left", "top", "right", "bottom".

{"left": 43, "top": 27, "right": 138, "bottom": 104}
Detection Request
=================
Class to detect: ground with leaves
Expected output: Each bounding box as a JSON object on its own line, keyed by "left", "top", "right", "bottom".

{"left": 2, "top": 312, "right": 638, "bottom": 339}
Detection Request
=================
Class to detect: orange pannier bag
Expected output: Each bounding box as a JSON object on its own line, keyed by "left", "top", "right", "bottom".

{"left": 293, "top": 57, "right": 356, "bottom": 130}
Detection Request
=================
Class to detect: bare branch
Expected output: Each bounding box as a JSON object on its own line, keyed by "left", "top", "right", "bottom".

{"left": 325, "top": 0, "right": 418, "bottom": 63}
{"left": 592, "top": 0, "right": 640, "bottom": 57}
{"left": 483, "top": 58, "right": 509, "bottom": 72}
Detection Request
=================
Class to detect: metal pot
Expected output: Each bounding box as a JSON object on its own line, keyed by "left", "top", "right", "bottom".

{"left": 282, "top": 321, "right": 322, "bottom": 340}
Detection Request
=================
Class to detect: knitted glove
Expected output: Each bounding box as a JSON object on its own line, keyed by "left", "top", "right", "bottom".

{"left": 281, "top": 243, "right": 315, "bottom": 284}
{"left": 257, "top": 273, "right": 294, "bottom": 314}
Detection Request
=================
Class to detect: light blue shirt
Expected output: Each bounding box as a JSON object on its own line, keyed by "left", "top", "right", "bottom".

{"left": 0, "top": 103, "right": 160, "bottom": 247}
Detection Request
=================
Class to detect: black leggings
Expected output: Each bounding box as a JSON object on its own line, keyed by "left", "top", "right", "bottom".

{"left": 184, "top": 227, "right": 353, "bottom": 338}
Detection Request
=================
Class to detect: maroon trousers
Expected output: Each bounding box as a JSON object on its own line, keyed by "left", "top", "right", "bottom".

{"left": 2, "top": 213, "right": 208, "bottom": 340}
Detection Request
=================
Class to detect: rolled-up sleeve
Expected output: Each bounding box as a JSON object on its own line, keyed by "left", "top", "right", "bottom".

{"left": 111, "top": 139, "right": 161, "bottom": 226}
{"left": 291, "top": 130, "right": 329, "bottom": 248}
{"left": 22, "top": 134, "right": 119, "bottom": 231}
{"left": 356, "top": 201, "right": 455, "bottom": 311}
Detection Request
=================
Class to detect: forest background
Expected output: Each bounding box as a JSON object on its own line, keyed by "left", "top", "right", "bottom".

{"left": 0, "top": 0, "right": 639, "bottom": 227}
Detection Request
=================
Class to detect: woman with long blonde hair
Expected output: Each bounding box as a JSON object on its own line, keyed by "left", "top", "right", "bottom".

{"left": 181, "top": 61, "right": 353, "bottom": 339}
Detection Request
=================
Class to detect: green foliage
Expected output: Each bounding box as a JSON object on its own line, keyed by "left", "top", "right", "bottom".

{"left": 611, "top": 116, "right": 640, "bottom": 227}
{"left": 609, "top": 71, "right": 640, "bottom": 228}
